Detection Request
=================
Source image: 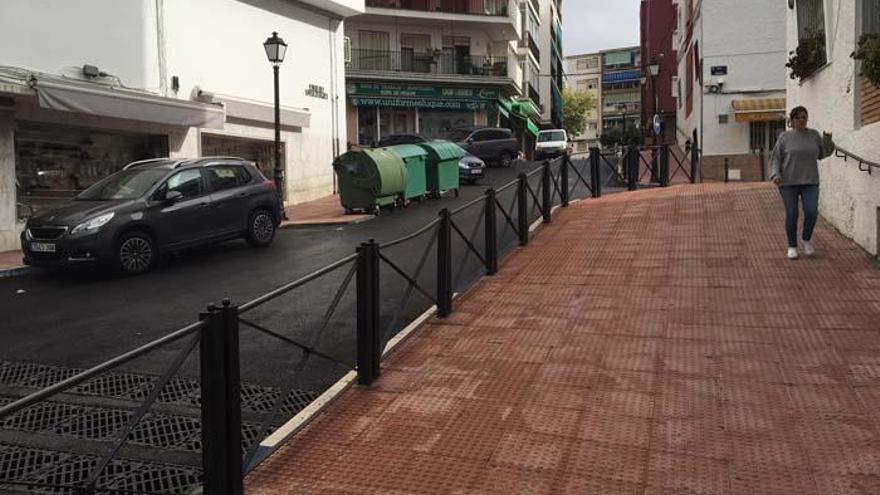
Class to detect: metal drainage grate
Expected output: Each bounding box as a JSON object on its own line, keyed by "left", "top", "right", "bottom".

{"left": 0, "top": 362, "right": 54, "bottom": 387}
{"left": 55, "top": 408, "right": 132, "bottom": 441}
{"left": 154, "top": 377, "right": 201, "bottom": 407}
{"left": 105, "top": 463, "right": 201, "bottom": 495}
{"left": 282, "top": 389, "right": 320, "bottom": 417}
{"left": 0, "top": 445, "right": 61, "bottom": 484}
{"left": 21, "top": 366, "right": 85, "bottom": 391}
{"left": 2, "top": 402, "right": 82, "bottom": 433}
{"left": 128, "top": 414, "right": 200, "bottom": 451}
{"left": 74, "top": 372, "right": 154, "bottom": 401}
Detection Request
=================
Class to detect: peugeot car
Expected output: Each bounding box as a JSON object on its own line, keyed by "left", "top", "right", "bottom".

{"left": 21, "top": 157, "right": 282, "bottom": 275}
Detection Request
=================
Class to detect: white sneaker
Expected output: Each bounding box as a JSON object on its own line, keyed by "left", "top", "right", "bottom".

{"left": 802, "top": 240, "right": 815, "bottom": 256}
{"left": 787, "top": 247, "right": 799, "bottom": 260}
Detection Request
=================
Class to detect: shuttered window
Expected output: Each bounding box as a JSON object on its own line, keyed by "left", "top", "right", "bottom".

{"left": 865, "top": 0, "right": 879, "bottom": 34}
{"left": 862, "top": 0, "right": 880, "bottom": 125}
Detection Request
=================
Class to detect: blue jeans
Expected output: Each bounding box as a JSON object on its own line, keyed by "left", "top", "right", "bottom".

{"left": 778, "top": 185, "right": 819, "bottom": 248}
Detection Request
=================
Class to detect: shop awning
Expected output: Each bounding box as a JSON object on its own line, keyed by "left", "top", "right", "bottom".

{"left": 526, "top": 119, "right": 540, "bottom": 137}
{"left": 199, "top": 91, "right": 310, "bottom": 128}
{"left": 511, "top": 100, "right": 541, "bottom": 119}
{"left": 33, "top": 78, "right": 225, "bottom": 129}
{"left": 497, "top": 98, "right": 512, "bottom": 118}
{"left": 350, "top": 96, "right": 487, "bottom": 110}
{"left": 732, "top": 98, "right": 786, "bottom": 123}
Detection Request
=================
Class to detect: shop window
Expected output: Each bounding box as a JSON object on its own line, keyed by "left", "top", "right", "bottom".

{"left": 357, "top": 107, "right": 379, "bottom": 146}
{"left": 419, "top": 110, "right": 474, "bottom": 139}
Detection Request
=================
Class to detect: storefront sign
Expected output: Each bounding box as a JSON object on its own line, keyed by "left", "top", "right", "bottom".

{"left": 350, "top": 97, "right": 487, "bottom": 110}
{"left": 347, "top": 83, "right": 499, "bottom": 101}
{"left": 305, "top": 84, "right": 328, "bottom": 99}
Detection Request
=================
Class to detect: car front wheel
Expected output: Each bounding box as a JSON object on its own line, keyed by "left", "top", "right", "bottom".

{"left": 246, "top": 209, "right": 276, "bottom": 247}
{"left": 116, "top": 231, "right": 155, "bottom": 275}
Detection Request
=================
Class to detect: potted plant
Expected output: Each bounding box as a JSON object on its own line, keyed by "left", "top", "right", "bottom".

{"left": 852, "top": 33, "right": 880, "bottom": 87}
{"left": 786, "top": 32, "right": 827, "bottom": 81}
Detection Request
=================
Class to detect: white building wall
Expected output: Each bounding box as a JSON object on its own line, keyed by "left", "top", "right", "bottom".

{"left": 164, "top": 0, "right": 347, "bottom": 204}
{"left": 0, "top": 0, "right": 161, "bottom": 90}
{"left": 785, "top": 1, "right": 880, "bottom": 256}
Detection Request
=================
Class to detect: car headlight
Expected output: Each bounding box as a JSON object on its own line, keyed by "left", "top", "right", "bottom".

{"left": 71, "top": 212, "right": 114, "bottom": 235}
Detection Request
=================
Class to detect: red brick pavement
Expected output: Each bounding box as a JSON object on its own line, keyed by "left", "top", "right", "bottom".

{"left": 246, "top": 182, "right": 880, "bottom": 495}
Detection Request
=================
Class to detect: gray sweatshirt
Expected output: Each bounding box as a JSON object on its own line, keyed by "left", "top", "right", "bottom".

{"left": 768, "top": 128, "right": 835, "bottom": 185}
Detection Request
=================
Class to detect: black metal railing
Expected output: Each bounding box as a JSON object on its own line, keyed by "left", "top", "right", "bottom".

{"left": 835, "top": 146, "right": 880, "bottom": 175}
{"left": 348, "top": 49, "right": 509, "bottom": 78}
{"left": 527, "top": 33, "right": 541, "bottom": 62}
{"left": 367, "top": 0, "right": 510, "bottom": 16}
{"left": 528, "top": 83, "right": 541, "bottom": 106}
{"left": 0, "top": 150, "right": 699, "bottom": 494}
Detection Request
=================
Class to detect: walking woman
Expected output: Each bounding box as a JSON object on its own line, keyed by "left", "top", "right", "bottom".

{"left": 768, "top": 106, "right": 835, "bottom": 259}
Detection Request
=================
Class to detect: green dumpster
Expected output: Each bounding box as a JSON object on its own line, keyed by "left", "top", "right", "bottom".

{"left": 417, "top": 141, "right": 465, "bottom": 198}
{"left": 333, "top": 148, "right": 407, "bottom": 214}
{"left": 387, "top": 144, "right": 428, "bottom": 202}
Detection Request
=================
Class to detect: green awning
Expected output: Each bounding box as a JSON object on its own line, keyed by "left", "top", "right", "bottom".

{"left": 498, "top": 105, "right": 510, "bottom": 118}
{"left": 526, "top": 119, "right": 540, "bottom": 137}
{"left": 511, "top": 100, "right": 541, "bottom": 119}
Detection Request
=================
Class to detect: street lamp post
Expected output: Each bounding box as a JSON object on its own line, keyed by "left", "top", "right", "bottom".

{"left": 264, "top": 32, "right": 287, "bottom": 219}
{"left": 616, "top": 102, "right": 628, "bottom": 145}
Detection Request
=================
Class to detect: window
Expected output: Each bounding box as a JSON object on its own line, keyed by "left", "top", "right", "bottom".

{"left": 207, "top": 166, "right": 250, "bottom": 192}
{"left": 358, "top": 31, "right": 390, "bottom": 70}
{"left": 160, "top": 169, "right": 203, "bottom": 199}
{"left": 795, "top": 0, "right": 828, "bottom": 75}
{"left": 865, "top": 0, "right": 880, "bottom": 34}
{"left": 686, "top": 46, "right": 694, "bottom": 117}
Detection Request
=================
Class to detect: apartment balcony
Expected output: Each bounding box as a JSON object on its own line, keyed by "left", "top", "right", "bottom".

{"left": 347, "top": 49, "right": 515, "bottom": 88}
{"left": 361, "top": 0, "right": 518, "bottom": 38}
{"left": 528, "top": 82, "right": 541, "bottom": 106}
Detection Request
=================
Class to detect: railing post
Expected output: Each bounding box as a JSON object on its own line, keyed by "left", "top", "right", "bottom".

{"left": 589, "top": 148, "right": 601, "bottom": 198}
{"left": 724, "top": 157, "right": 730, "bottom": 183}
{"left": 484, "top": 188, "right": 498, "bottom": 275}
{"left": 649, "top": 148, "right": 659, "bottom": 183}
{"left": 541, "top": 160, "right": 552, "bottom": 223}
{"left": 437, "top": 209, "right": 453, "bottom": 317}
{"left": 627, "top": 146, "right": 638, "bottom": 191}
{"left": 561, "top": 155, "right": 570, "bottom": 207}
{"left": 517, "top": 173, "right": 529, "bottom": 246}
{"left": 356, "top": 239, "right": 380, "bottom": 385}
{"left": 200, "top": 299, "right": 243, "bottom": 495}
{"left": 660, "top": 145, "right": 670, "bottom": 187}
{"left": 690, "top": 135, "right": 699, "bottom": 184}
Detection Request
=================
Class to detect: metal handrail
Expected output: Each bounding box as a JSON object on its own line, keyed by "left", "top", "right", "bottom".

{"left": 0, "top": 319, "right": 206, "bottom": 419}
{"left": 239, "top": 253, "right": 358, "bottom": 313}
{"left": 835, "top": 145, "right": 880, "bottom": 175}
{"left": 450, "top": 194, "right": 486, "bottom": 215}
{"left": 380, "top": 217, "right": 441, "bottom": 249}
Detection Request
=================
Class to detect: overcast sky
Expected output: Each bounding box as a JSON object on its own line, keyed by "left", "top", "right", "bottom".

{"left": 562, "top": 0, "right": 641, "bottom": 56}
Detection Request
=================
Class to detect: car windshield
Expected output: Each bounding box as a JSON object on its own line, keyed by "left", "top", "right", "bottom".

{"left": 538, "top": 131, "right": 566, "bottom": 142}
{"left": 77, "top": 168, "right": 168, "bottom": 201}
{"left": 447, "top": 129, "right": 473, "bottom": 142}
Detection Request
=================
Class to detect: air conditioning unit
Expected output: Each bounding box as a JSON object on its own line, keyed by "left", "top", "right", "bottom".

{"left": 343, "top": 36, "right": 351, "bottom": 64}
{"left": 705, "top": 77, "right": 724, "bottom": 94}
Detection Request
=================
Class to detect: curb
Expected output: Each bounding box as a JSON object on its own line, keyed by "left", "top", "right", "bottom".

{"left": 279, "top": 215, "right": 375, "bottom": 230}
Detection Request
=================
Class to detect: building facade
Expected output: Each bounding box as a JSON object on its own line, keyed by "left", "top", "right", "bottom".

{"left": 640, "top": 0, "right": 677, "bottom": 144}
{"left": 564, "top": 52, "right": 602, "bottom": 152}
{"left": 600, "top": 47, "right": 642, "bottom": 139}
{"left": 0, "top": 0, "right": 362, "bottom": 252}
{"left": 343, "top": 0, "right": 543, "bottom": 154}
{"left": 785, "top": 0, "right": 880, "bottom": 256}
{"left": 538, "top": 0, "right": 564, "bottom": 128}
{"left": 672, "top": 0, "right": 787, "bottom": 181}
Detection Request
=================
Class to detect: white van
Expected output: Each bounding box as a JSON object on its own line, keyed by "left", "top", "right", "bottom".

{"left": 535, "top": 129, "right": 569, "bottom": 160}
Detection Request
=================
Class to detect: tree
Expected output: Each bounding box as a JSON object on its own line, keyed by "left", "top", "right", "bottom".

{"left": 599, "top": 125, "right": 641, "bottom": 148}
{"left": 561, "top": 89, "right": 596, "bottom": 138}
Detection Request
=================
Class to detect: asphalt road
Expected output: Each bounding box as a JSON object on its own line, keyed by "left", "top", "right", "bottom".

{"left": 1, "top": 159, "right": 579, "bottom": 389}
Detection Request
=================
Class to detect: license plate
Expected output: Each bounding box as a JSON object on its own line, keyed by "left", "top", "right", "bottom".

{"left": 30, "top": 242, "right": 56, "bottom": 253}
{"left": 470, "top": 169, "right": 482, "bottom": 175}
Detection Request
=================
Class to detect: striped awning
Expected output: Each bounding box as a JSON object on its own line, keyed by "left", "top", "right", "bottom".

{"left": 732, "top": 98, "right": 786, "bottom": 123}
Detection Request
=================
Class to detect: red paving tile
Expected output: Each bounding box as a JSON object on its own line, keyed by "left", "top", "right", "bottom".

{"left": 246, "top": 182, "right": 880, "bottom": 494}
{"left": 0, "top": 249, "right": 24, "bottom": 271}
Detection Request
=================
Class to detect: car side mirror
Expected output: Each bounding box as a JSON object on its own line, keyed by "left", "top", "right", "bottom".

{"left": 467, "top": 138, "right": 474, "bottom": 144}
{"left": 164, "top": 190, "right": 184, "bottom": 204}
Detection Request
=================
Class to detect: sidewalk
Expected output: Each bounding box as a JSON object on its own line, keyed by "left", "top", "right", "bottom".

{"left": 246, "top": 181, "right": 880, "bottom": 494}
{"left": 0, "top": 194, "right": 369, "bottom": 276}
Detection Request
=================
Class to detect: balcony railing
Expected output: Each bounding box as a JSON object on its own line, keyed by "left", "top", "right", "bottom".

{"left": 528, "top": 33, "right": 540, "bottom": 62}
{"left": 348, "top": 49, "right": 509, "bottom": 77}
{"left": 528, "top": 0, "right": 539, "bottom": 14}
{"left": 366, "top": 0, "right": 510, "bottom": 16}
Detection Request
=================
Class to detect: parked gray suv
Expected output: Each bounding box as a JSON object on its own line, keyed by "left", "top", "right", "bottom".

{"left": 448, "top": 127, "right": 520, "bottom": 167}
{"left": 21, "top": 157, "right": 282, "bottom": 275}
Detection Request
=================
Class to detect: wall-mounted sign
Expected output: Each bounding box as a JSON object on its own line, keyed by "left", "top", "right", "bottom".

{"left": 710, "top": 66, "right": 728, "bottom": 76}
{"left": 346, "top": 82, "right": 499, "bottom": 101}
{"left": 305, "top": 84, "right": 328, "bottom": 99}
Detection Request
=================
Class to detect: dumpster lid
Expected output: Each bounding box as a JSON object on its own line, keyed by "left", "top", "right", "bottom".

{"left": 418, "top": 141, "right": 467, "bottom": 160}
{"left": 386, "top": 144, "right": 428, "bottom": 159}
